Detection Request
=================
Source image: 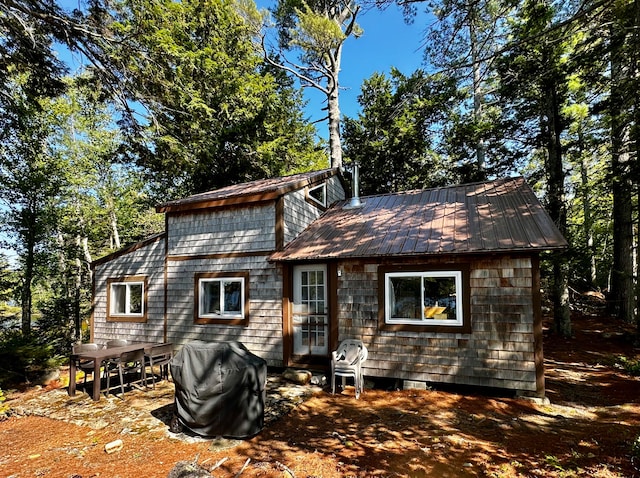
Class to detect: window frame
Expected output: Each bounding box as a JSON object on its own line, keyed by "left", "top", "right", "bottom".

{"left": 194, "top": 271, "right": 250, "bottom": 326}
{"left": 306, "top": 183, "right": 327, "bottom": 209}
{"left": 378, "top": 264, "right": 471, "bottom": 333}
{"left": 106, "top": 276, "right": 148, "bottom": 323}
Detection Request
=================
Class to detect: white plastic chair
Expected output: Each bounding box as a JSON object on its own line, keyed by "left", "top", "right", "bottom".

{"left": 331, "top": 339, "right": 368, "bottom": 399}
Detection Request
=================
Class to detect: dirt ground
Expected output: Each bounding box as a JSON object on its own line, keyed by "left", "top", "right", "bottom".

{"left": 2, "top": 312, "right": 640, "bottom": 478}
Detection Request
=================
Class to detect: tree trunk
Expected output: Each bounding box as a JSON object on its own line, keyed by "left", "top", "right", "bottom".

{"left": 106, "top": 195, "right": 121, "bottom": 249}
{"left": 579, "top": 139, "right": 597, "bottom": 286}
{"left": 21, "top": 226, "right": 35, "bottom": 334}
{"left": 609, "top": 2, "right": 635, "bottom": 323}
{"left": 545, "top": 77, "right": 571, "bottom": 337}
{"left": 632, "top": 0, "right": 640, "bottom": 336}
{"left": 82, "top": 236, "right": 93, "bottom": 284}
{"left": 327, "top": 45, "right": 343, "bottom": 169}
{"left": 470, "top": 11, "right": 486, "bottom": 177}
{"left": 610, "top": 154, "right": 634, "bottom": 322}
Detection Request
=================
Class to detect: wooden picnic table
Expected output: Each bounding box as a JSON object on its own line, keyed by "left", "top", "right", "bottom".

{"left": 68, "top": 342, "right": 165, "bottom": 401}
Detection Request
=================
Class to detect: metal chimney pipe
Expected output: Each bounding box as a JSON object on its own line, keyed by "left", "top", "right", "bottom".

{"left": 347, "top": 163, "right": 363, "bottom": 209}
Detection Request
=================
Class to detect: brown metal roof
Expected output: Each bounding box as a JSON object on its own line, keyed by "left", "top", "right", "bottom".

{"left": 270, "top": 176, "right": 568, "bottom": 261}
{"left": 157, "top": 168, "right": 340, "bottom": 213}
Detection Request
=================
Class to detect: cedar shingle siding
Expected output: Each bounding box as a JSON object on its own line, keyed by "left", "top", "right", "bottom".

{"left": 92, "top": 235, "right": 166, "bottom": 343}
{"left": 335, "top": 255, "right": 541, "bottom": 392}
{"left": 92, "top": 170, "right": 565, "bottom": 396}
{"left": 92, "top": 169, "right": 345, "bottom": 369}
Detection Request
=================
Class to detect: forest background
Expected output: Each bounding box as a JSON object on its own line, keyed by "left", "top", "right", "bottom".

{"left": 0, "top": 0, "right": 638, "bottom": 385}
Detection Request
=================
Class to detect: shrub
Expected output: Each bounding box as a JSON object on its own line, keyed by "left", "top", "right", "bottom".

{"left": 615, "top": 356, "right": 640, "bottom": 376}
{"left": 0, "top": 388, "right": 8, "bottom": 417}
{"left": 0, "top": 329, "right": 65, "bottom": 388}
{"left": 631, "top": 434, "right": 640, "bottom": 463}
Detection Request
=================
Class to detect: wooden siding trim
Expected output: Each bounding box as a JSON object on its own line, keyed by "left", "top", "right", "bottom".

{"left": 159, "top": 194, "right": 279, "bottom": 213}
{"left": 275, "top": 196, "right": 284, "bottom": 251}
{"left": 328, "top": 262, "right": 339, "bottom": 355}
{"left": 167, "top": 251, "right": 273, "bottom": 262}
{"left": 90, "top": 271, "right": 96, "bottom": 342}
{"left": 377, "top": 263, "right": 472, "bottom": 334}
{"left": 157, "top": 170, "right": 338, "bottom": 213}
{"left": 193, "top": 271, "right": 250, "bottom": 326}
{"left": 282, "top": 264, "right": 293, "bottom": 366}
{"left": 163, "top": 199, "right": 274, "bottom": 217}
{"left": 92, "top": 233, "right": 166, "bottom": 268}
{"left": 106, "top": 275, "right": 149, "bottom": 323}
{"left": 163, "top": 224, "right": 168, "bottom": 342}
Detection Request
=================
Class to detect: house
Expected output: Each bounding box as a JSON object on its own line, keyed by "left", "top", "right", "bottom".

{"left": 91, "top": 168, "right": 567, "bottom": 397}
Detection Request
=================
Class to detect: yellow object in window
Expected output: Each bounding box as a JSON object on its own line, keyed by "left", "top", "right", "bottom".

{"left": 424, "top": 306, "right": 446, "bottom": 318}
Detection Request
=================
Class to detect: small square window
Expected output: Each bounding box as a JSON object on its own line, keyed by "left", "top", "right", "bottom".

{"left": 199, "top": 278, "right": 243, "bottom": 317}
{"left": 107, "top": 277, "right": 147, "bottom": 322}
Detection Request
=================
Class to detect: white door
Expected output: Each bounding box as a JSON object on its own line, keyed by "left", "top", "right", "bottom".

{"left": 292, "top": 265, "right": 329, "bottom": 356}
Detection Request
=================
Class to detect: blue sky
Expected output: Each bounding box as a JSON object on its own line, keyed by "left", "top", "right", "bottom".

{"left": 268, "top": 3, "right": 432, "bottom": 135}
{"left": 60, "top": 0, "right": 431, "bottom": 136}
{"left": 2, "top": 1, "right": 431, "bottom": 265}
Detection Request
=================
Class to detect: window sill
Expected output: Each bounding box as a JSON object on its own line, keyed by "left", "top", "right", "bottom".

{"left": 107, "top": 315, "right": 147, "bottom": 323}
{"left": 194, "top": 317, "right": 249, "bottom": 326}
{"left": 381, "top": 322, "right": 471, "bottom": 334}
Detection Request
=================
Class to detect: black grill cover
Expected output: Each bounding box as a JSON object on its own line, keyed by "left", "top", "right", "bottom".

{"left": 170, "top": 341, "right": 267, "bottom": 438}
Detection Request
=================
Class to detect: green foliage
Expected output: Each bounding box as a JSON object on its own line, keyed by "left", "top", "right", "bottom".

{"left": 0, "top": 388, "right": 8, "bottom": 416}
{"left": 631, "top": 435, "right": 640, "bottom": 462}
{"left": 613, "top": 355, "right": 640, "bottom": 376}
{"left": 0, "top": 329, "right": 64, "bottom": 388}
{"left": 0, "top": 255, "right": 19, "bottom": 327}
{"left": 104, "top": 0, "right": 324, "bottom": 194}
{"left": 544, "top": 454, "right": 565, "bottom": 471}
{"left": 49, "top": 77, "right": 164, "bottom": 256}
{"left": 342, "top": 68, "right": 458, "bottom": 195}
{"left": 36, "top": 296, "right": 80, "bottom": 356}
{"left": 292, "top": 4, "right": 347, "bottom": 54}
{"left": 0, "top": 0, "right": 69, "bottom": 116}
{"left": 0, "top": 73, "right": 66, "bottom": 334}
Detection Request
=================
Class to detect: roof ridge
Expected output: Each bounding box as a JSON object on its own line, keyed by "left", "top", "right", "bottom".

{"left": 157, "top": 168, "right": 340, "bottom": 213}
{"left": 354, "top": 176, "right": 525, "bottom": 201}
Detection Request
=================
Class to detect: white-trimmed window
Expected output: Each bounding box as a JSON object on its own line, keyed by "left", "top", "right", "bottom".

{"left": 385, "top": 271, "right": 463, "bottom": 326}
{"left": 307, "top": 183, "right": 327, "bottom": 208}
{"left": 107, "top": 276, "right": 147, "bottom": 322}
{"left": 195, "top": 272, "right": 249, "bottom": 325}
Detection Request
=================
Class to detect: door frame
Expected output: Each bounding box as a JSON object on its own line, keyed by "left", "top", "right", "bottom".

{"left": 282, "top": 262, "right": 338, "bottom": 368}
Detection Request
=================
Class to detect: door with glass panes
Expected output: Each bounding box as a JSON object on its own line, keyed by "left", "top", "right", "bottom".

{"left": 292, "top": 265, "right": 329, "bottom": 356}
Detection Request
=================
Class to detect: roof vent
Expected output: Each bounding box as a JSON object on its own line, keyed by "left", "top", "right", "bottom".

{"left": 345, "top": 163, "right": 365, "bottom": 209}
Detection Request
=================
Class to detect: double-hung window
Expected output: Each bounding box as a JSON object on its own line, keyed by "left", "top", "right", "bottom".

{"left": 195, "top": 272, "right": 249, "bottom": 325}
{"left": 380, "top": 266, "right": 470, "bottom": 332}
{"left": 107, "top": 276, "right": 147, "bottom": 322}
